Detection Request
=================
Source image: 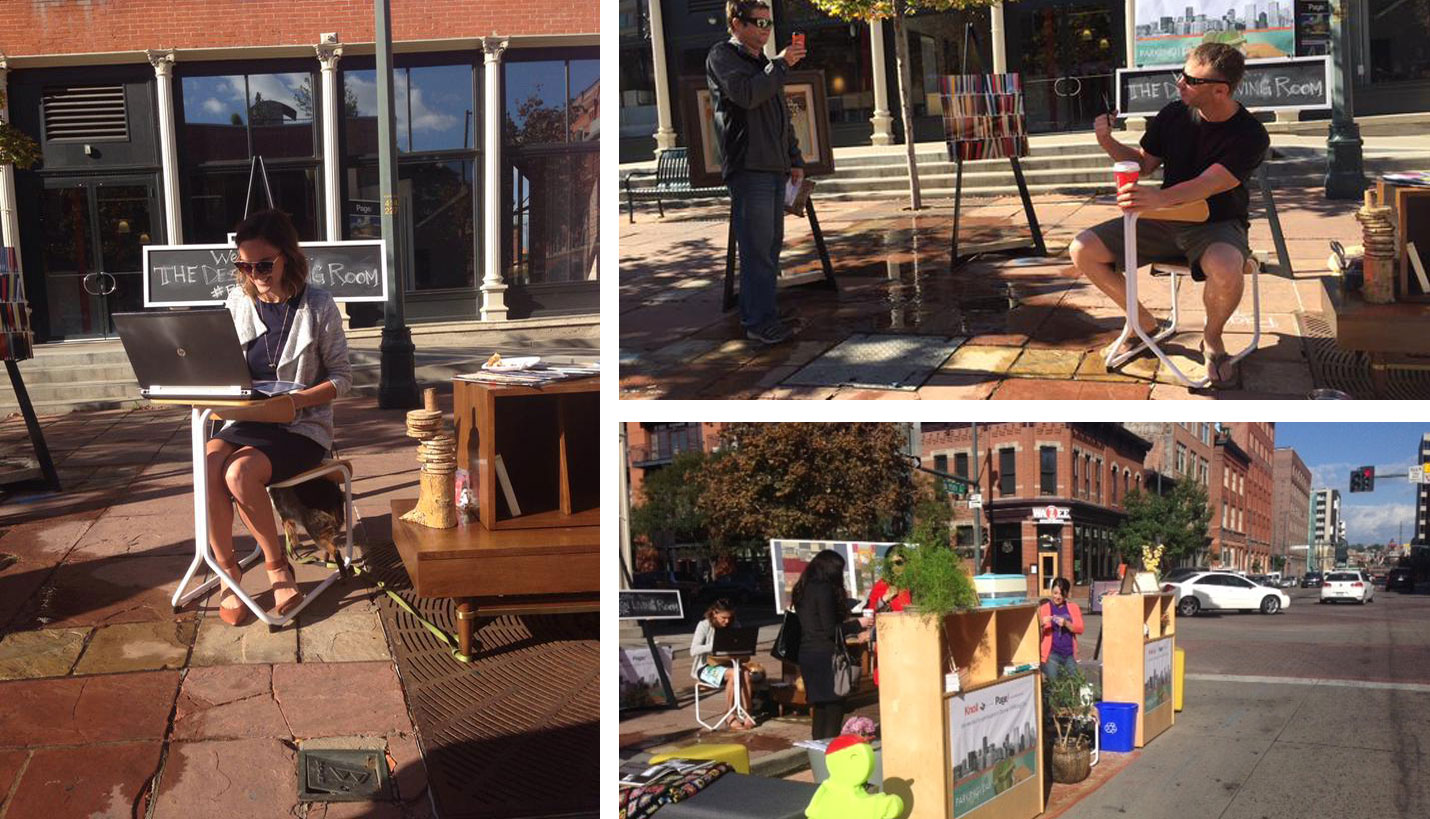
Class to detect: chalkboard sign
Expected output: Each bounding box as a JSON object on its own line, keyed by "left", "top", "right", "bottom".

{"left": 142, "top": 239, "right": 388, "bottom": 306}
{"left": 1116, "top": 56, "right": 1330, "bottom": 116}
{"left": 619, "top": 589, "right": 685, "bottom": 621}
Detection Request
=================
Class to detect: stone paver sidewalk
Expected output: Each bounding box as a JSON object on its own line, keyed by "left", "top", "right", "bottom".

{"left": 0, "top": 398, "right": 455, "bottom": 818}
{"left": 620, "top": 186, "right": 1367, "bottom": 399}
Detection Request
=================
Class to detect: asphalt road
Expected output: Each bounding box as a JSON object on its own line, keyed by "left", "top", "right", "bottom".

{"left": 1064, "top": 586, "right": 1430, "bottom": 819}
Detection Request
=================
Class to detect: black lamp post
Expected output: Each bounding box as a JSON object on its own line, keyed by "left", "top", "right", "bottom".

{"left": 374, "top": 0, "right": 419, "bottom": 409}
{"left": 1325, "top": 0, "right": 1365, "bottom": 199}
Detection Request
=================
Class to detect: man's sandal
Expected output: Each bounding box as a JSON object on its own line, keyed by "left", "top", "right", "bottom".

{"left": 1201, "top": 343, "right": 1241, "bottom": 389}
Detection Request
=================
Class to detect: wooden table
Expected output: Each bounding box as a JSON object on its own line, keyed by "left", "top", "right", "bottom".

{"left": 389, "top": 498, "right": 598, "bottom": 658}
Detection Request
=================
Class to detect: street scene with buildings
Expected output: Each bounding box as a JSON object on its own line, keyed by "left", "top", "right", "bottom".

{"left": 1, "top": 2, "right": 599, "bottom": 817}
{"left": 618, "top": 422, "right": 1430, "bottom": 817}
{"left": 619, "top": 1, "right": 1430, "bottom": 399}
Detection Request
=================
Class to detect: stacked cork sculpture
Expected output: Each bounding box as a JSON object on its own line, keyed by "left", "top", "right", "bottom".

{"left": 1356, "top": 189, "right": 1396, "bottom": 304}
{"left": 400, "top": 387, "right": 458, "bottom": 529}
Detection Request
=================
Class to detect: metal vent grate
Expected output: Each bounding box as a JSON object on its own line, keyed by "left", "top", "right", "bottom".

{"left": 42, "top": 85, "right": 128, "bottom": 142}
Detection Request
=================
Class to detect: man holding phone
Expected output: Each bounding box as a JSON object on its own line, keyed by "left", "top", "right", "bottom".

{"left": 707, "top": 1, "right": 807, "bottom": 345}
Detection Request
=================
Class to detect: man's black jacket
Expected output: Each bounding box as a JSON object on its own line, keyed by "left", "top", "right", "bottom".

{"left": 705, "top": 37, "right": 804, "bottom": 180}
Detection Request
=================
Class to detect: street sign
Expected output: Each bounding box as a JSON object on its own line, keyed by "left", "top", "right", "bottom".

{"left": 1412, "top": 465, "right": 1430, "bottom": 484}
{"left": 969, "top": 493, "right": 983, "bottom": 509}
{"left": 943, "top": 478, "right": 967, "bottom": 496}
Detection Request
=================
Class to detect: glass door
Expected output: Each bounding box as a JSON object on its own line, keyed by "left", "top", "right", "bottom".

{"left": 39, "top": 177, "right": 159, "bottom": 339}
{"left": 1011, "top": 2, "right": 1122, "bottom": 133}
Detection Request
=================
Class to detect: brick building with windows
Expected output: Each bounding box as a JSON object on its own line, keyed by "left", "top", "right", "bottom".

{"left": 1124, "top": 422, "right": 1215, "bottom": 496}
{"left": 1210, "top": 429, "right": 1253, "bottom": 571}
{"left": 923, "top": 423, "right": 1152, "bottom": 595}
{"left": 1273, "top": 446, "right": 1312, "bottom": 576}
{"left": 624, "top": 422, "right": 723, "bottom": 499}
{"left": 1229, "top": 423, "right": 1276, "bottom": 572}
{"left": 0, "top": 0, "right": 597, "bottom": 344}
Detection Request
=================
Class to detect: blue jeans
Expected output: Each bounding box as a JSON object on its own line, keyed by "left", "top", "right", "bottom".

{"left": 728, "top": 170, "right": 785, "bottom": 331}
{"left": 1042, "top": 652, "right": 1076, "bottom": 682}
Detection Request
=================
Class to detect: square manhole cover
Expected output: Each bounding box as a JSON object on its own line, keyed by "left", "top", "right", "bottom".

{"left": 783, "top": 333, "right": 964, "bottom": 390}
{"left": 297, "top": 749, "right": 392, "bottom": 803}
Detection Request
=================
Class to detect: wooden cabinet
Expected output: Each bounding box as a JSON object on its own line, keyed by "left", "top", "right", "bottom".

{"left": 1101, "top": 592, "right": 1176, "bottom": 748}
{"left": 453, "top": 377, "right": 599, "bottom": 531}
{"left": 877, "top": 605, "right": 1044, "bottom": 819}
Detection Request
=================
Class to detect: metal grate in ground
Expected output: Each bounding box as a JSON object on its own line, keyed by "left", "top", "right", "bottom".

{"left": 782, "top": 333, "right": 965, "bottom": 390}
{"left": 363, "top": 540, "right": 599, "bottom": 818}
{"left": 1298, "top": 312, "right": 1430, "bottom": 399}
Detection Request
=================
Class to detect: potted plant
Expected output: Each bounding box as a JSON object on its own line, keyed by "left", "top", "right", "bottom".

{"left": 896, "top": 544, "right": 977, "bottom": 621}
{"left": 1044, "top": 665, "right": 1099, "bottom": 784}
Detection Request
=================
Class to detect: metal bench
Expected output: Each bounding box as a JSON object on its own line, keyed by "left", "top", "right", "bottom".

{"left": 623, "top": 147, "right": 728, "bottom": 222}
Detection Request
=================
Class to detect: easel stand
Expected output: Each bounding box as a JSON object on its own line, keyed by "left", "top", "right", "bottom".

{"left": 722, "top": 195, "right": 837, "bottom": 313}
{"left": 4, "top": 359, "right": 60, "bottom": 491}
{"left": 950, "top": 155, "right": 1047, "bottom": 266}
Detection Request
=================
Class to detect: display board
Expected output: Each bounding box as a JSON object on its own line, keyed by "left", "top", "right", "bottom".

{"left": 939, "top": 74, "right": 1029, "bottom": 162}
{"left": 1134, "top": 0, "right": 1295, "bottom": 67}
{"left": 1295, "top": 0, "right": 1331, "bottom": 57}
{"left": 1144, "top": 636, "right": 1174, "bottom": 713}
{"left": 948, "top": 673, "right": 1039, "bottom": 816}
{"left": 618, "top": 589, "right": 685, "bottom": 621}
{"left": 619, "top": 646, "right": 676, "bottom": 710}
{"left": 1116, "top": 56, "right": 1330, "bottom": 115}
{"left": 142, "top": 239, "right": 388, "bottom": 306}
{"left": 769, "top": 538, "right": 901, "bottom": 614}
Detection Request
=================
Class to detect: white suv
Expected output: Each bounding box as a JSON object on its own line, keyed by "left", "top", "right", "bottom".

{"left": 1162, "top": 570, "right": 1291, "bottom": 617}
{"left": 1320, "top": 570, "right": 1375, "bottom": 604}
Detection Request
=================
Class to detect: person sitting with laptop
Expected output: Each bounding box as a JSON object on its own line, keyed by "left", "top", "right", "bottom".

{"left": 690, "top": 598, "right": 756, "bottom": 730}
{"left": 205, "top": 209, "right": 352, "bottom": 626}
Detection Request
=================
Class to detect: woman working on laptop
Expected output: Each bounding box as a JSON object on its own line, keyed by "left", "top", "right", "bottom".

{"left": 690, "top": 599, "right": 756, "bottom": 729}
{"left": 205, "top": 209, "right": 351, "bottom": 626}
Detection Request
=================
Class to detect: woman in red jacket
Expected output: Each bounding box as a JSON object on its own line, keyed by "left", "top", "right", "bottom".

{"left": 865, "top": 546, "right": 911, "bottom": 687}
{"left": 1039, "top": 577, "right": 1085, "bottom": 682}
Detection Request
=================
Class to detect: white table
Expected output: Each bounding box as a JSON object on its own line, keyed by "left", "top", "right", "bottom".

{"left": 155, "top": 399, "right": 351, "bottom": 628}
{"left": 709, "top": 653, "right": 754, "bottom": 730}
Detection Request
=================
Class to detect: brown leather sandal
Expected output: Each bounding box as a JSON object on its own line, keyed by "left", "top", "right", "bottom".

{"left": 265, "top": 557, "right": 305, "bottom": 618}
{"left": 216, "top": 557, "right": 250, "bottom": 627}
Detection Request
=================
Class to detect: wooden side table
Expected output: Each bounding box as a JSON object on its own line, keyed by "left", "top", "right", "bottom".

{"left": 388, "top": 498, "right": 598, "bottom": 658}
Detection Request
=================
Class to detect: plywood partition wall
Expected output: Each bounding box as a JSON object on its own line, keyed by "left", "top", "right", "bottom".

{"left": 1101, "top": 592, "right": 1176, "bottom": 748}
{"left": 877, "top": 605, "right": 1044, "bottom": 819}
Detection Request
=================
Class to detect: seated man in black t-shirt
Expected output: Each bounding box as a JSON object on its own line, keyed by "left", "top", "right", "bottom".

{"left": 1069, "top": 43, "right": 1270, "bottom": 388}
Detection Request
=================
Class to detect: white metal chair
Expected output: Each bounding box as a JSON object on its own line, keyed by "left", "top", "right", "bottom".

{"left": 267, "top": 457, "right": 355, "bottom": 569}
{"left": 693, "top": 676, "right": 730, "bottom": 731}
{"left": 1103, "top": 201, "right": 1261, "bottom": 389}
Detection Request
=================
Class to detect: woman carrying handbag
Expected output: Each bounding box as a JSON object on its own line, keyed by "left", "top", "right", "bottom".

{"left": 792, "top": 549, "right": 872, "bottom": 740}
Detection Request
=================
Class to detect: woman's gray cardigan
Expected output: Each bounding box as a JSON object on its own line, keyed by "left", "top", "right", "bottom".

{"left": 222, "top": 285, "right": 351, "bottom": 451}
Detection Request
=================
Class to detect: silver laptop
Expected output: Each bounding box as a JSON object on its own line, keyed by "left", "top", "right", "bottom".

{"left": 113, "top": 310, "right": 299, "bottom": 401}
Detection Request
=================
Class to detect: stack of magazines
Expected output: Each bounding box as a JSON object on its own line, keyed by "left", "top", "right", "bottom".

{"left": 454, "top": 360, "right": 599, "bottom": 387}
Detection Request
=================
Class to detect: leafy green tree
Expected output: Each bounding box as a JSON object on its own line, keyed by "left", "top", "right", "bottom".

{"left": 910, "top": 468, "right": 953, "bottom": 550}
{"left": 630, "top": 450, "right": 711, "bottom": 546}
{"left": 806, "top": 0, "right": 1004, "bottom": 209}
{"left": 0, "top": 90, "right": 41, "bottom": 169}
{"left": 697, "top": 423, "right": 914, "bottom": 545}
{"left": 1113, "top": 479, "right": 1211, "bottom": 571}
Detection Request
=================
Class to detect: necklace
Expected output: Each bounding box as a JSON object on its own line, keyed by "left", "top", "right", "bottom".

{"left": 263, "top": 297, "right": 293, "bottom": 371}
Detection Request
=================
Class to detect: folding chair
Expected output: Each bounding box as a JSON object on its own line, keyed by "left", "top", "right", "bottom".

{"left": 1103, "top": 200, "right": 1261, "bottom": 389}
{"left": 267, "top": 457, "right": 355, "bottom": 571}
{"left": 694, "top": 676, "right": 731, "bottom": 731}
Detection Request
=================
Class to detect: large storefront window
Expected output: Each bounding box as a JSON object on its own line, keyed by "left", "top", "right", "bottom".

{"left": 503, "top": 56, "right": 599, "bottom": 289}
{"left": 620, "top": 0, "right": 658, "bottom": 161}
{"left": 778, "top": 1, "right": 877, "bottom": 144}
{"left": 1367, "top": 1, "right": 1430, "bottom": 83}
{"left": 341, "top": 60, "right": 478, "bottom": 294}
{"left": 178, "top": 68, "right": 320, "bottom": 241}
{"left": 1007, "top": 0, "right": 1122, "bottom": 133}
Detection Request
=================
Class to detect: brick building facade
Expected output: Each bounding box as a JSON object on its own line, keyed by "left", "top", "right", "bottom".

{"left": 1272, "top": 446, "right": 1312, "bottom": 576}
{"left": 923, "top": 423, "right": 1152, "bottom": 594}
{"left": 1210, "top": 430, "right": 1253, "bottom": 571}
{"left": 624, "top": 422, "right": 723, "bottom": 499}
{"left": 0, "top": 1, "right": 597, "bottom": 341}
{"left": 1229, "top": 423, "right": 1276, "bottom": 569}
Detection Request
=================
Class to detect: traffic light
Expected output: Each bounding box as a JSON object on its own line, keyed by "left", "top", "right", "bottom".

{"left": 1349, "top": 465, "right": 1375, "bottom": 492}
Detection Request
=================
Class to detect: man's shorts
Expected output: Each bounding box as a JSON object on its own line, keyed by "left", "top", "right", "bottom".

{"left": 1086, "top": 217, "right": 1250, "bottom": 282}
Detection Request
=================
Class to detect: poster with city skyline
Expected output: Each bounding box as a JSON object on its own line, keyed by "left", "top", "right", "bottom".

{"left": 1135, "top": 1, "right": 1297, "bottom": 67}
{"left": 949, "top": 674, "right": 1039, "bottom": 815}
{"left": 1145, "top": 637, "right": 1175, "bottom": 712}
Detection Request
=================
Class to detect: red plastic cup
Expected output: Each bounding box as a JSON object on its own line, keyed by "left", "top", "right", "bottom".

{"left": 1113, "top": 161, "right": 1140, "bottom": 190}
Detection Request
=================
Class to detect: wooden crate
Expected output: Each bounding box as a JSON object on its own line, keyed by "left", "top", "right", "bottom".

{"left": 877, "top": 605, "right": 1044, "bottom": 819}
{"left": 1101, "top": 592, "right": 1176, "bottom": 748}
{"left": 453, "top": 377, "right": 599, "bottom": 531}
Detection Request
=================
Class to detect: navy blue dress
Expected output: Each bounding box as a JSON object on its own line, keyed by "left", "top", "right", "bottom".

{"left": 216, "top": 289, "right": 326, "bottom": 483}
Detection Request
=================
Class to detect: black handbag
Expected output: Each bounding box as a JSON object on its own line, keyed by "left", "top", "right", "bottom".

{"left": 771, "top": 609, "right": 801, "bottom": 663}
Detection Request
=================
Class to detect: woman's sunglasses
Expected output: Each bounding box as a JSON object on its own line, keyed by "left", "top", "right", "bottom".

{"left": 234, "top": 258, "right": 279, "bottom": 275}
{"left": 737, "top": 16, "right": 773, "bottom": 28}
{"left": 890, "top": 559, "right": 906, "bottom": 566}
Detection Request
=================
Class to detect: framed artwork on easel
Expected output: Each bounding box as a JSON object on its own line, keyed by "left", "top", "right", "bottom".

{"left": 678, "top": 70, "right": 835, "bottom": 188}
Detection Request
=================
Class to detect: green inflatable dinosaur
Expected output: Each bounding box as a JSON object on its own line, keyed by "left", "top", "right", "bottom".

{"left": 805, "top": 735, "right": 903, "bottom": 819}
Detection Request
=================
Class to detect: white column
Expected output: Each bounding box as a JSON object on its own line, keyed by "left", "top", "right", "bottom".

{"left": 868, "top": 20, "right": 893, "bottom": 145}
{"left": 480, "top": 37, "right": 509, "bottom": 322}
{"left": 1125, "top": 0, "right": 1136, "bottom": 69}
{"left": 647, "top": 0, "right": 678, "bottom": 151}
{"left": 316, "top": 41, "right": 344, "bottom": 241}
{"left": 147, "top": 50, "right": 183, "bottom": 244}
{"left": 991, "top": 3, "right": 1007, "bottom": 74}
{"left": 0, "top": 55, "right": 21, "bottom": 265}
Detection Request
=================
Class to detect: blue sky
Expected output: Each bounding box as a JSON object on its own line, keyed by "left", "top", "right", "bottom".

{"left": 1275, "top": 423, "right": 1427, "bottom": 546}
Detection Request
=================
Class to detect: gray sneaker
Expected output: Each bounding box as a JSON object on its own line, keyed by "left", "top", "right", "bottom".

{"left": 745, "top": 321, "right": 794, "bottom": 345}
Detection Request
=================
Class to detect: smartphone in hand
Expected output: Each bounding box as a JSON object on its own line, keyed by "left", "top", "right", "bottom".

{"left": 792, "top": 31, "right": 806, "bottom": 48}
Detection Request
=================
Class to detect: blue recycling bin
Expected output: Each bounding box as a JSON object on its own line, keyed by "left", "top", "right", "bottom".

{"left": 1096, "top": 701, "right": 1138, "bottom": 752}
